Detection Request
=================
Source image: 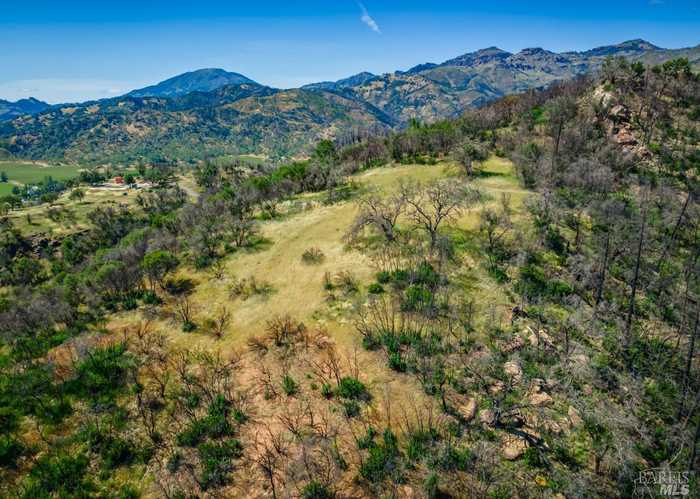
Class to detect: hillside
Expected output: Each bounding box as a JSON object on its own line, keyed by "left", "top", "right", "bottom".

{"left": 0, "top": 39, "right": 698, "bottom": 164}
{"left": 343, "top": 39, "right": 700, "bottom": 121}
{"left": 0, "top": 56, "right": 699, "bottom": 497}
{"left": 0, "top": 85, "right": 394, "bottom": 163}
{"left": 0, "top": 97, "right": 50, "bottom": 122}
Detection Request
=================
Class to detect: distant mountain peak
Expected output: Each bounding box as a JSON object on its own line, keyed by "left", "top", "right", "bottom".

{"left": 126, "top": 68, "right": 259, "bottom": 98}
{"left": 518, "top": 47, "right": 553, "bottom": 55}
{"left": 619, "top": 39, "right": 661, "bottom": 49}
{"left": 581, "top": 39, "right": 663, "bottom": 57}
{"left": 440, "top": 47, "right": 512, "bottom": 67}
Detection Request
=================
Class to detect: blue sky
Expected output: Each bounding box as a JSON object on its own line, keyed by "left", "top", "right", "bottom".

{"left": 1, "top": 0, "right": 699, "bottom": 103}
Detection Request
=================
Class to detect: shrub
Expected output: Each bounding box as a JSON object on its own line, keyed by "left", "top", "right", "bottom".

{"left": 435, "top": 444, "right": 473, "bottom": 471}
{"left": 141, "top": 290, "right": 162, "bottom": 305}
{"left": 376, "top": 271, "right": 391, "bottom": 284}
{"left": 301, "top": 481, "right": 335, "bottom": 499}
{"left": 122, "top": 294, "right": 138, "bottom": 310}
{"left": 265, "top": 314, "right": 307, "bottom": 346}
{"left": 229, "top": 276, "right": 274, "bottom": 300}
{"left": 21, "top": 451, "right": 94, "bottom": 497}
{"left": 301, "top": 247, "right": 325, "bottom": 264}
{"left": 414, "top": 261, "right": 440, "bottom": 287}
{"left": 406, "top": 430, "right": 438, "bottom": 461}
{"left": 163, "top": 277, "right": 195, "bottom": 296}
{"left": 0, "top": 437, "right": 24, "bottom": 468}
{"left": 282, "top": 375, "right": 298, "bottom": 396}
{"left": 322, "top": 271, "right": 334, "bottom": 291}
{"left": 70, "top": 343, "right": 133, "bottom": 403}
{"left": 182, "top": 320, "right": 197, "bottom": 332}
{"left": 403, "top": 284, "right": 433, "bottom": 312}
{"left": 197, "top": 439, "right": 243, "bottom": 490}
{"left": 321, "top": 383, "right": 333, "bottom": 399}
{"left": 358, "top": 427, "right": 378, "bottom": 449}
{"left": 166, "top": 451, "right": 182, "bottom": 473}
{"left": 424, "top": 472, "right": 440, "bottom": 499}
{"left": 388, "top": 352, "right": 407, "bottom": 372}
{"left": 176, "top": 395, "right": 234, "bottom": 447}
{"left": 335, "top": 271, "right": 359, "bottom": 294}
{"left": 342, "top": 400, "right": 361, "bottom": 418}
{"left": 194, "top": 254, "right": 212, "bottom": 269}
{"left": 367, "top": 283, "right": 384, "bottom": 294}
{"left": 359, "top": 429, "right": 401, "bottom": 483}
{"left": 336, "top": 377, "right": 370, "bottom": 401}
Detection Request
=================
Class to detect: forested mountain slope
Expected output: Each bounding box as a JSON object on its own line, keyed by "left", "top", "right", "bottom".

{"left": 1, "top": 40, "right": 697, "bottom": 164}
{"left": 1, "top": 56, "right": 699, "bottom": 497}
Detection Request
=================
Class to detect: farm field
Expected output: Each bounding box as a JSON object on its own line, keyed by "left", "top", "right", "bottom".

{"left": 0, "top": 160, "right": 82, "bottom": 185}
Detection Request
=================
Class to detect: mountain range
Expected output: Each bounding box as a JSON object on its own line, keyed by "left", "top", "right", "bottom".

{"left": 1, "top": 39, "right": 698, "bottom": 163}
{"left": 0, "top": 97, "right": 50, "bottom": 122}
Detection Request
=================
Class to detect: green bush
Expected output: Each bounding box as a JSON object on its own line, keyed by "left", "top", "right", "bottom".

{"left": 403, "top": 284, "right": 433, "bottom": 312}
{"left": 176, "top": 395, "right": 235, "bottom": 447}
{"left": 359, "top": 429, "right": 401, "bottom": 483}
{"left": 70, "top": 343, "right": 133, "bottom": 404}
{"left": 336, "top": 377, "right": 370, "bottom": 401}
{"left": 342, "top": 400, "right": 361, "bottom": 418}
{"left": 367, "top": 283, "right": 384, "bottom": 294}
{"left": 376, "top": 271, "right": 391, "bottom": 284}
{"left": 406, "top": 429, "right": 438, "bottom": 461}
{"left": 321, "top": 383, "right": 333, "bottom": 399}
{"left": 0, "top": 436, "right": 24, "bottom": 468}
{"left": 21, "top": 451, "right": 94, "bottom": 498}
{"left": 282, "top": 375, "right": 298, "bottom": 396}
{"left": 141, "top": 290, "right": 162, "bottom": 305}
{"left": 301, "top": 480, "right": 335, "bottom": 499}
{"left": 357, "top": 426, "right": 378, "bottom": 449}
{"left": 182, "top": 320, "right": 197, "bottom": 332}
{"left": 388, "top": 352, "right": 407, "bottom": 372}
{"left": 197, "top": 439, "right": 243, "bottom": 490}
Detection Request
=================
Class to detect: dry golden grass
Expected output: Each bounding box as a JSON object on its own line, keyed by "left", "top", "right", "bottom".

{"left": 6, "top": 186, "right": 140, "bottom": 236}
{"left": 109, "top": 157, "right": 529, "bottom": 355}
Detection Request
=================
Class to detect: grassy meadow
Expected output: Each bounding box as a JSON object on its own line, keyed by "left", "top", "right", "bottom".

{"left": 0, "top": 160, "right": 82, "bottom": 186}
{"left": 108, "top": 156, "right": 530, "bottom": 362}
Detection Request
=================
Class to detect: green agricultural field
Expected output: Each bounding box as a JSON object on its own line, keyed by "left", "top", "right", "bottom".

{"left": 0, "top": 161, "right": 82, "bottom": 187}
{"left": 0, "top": 182, "right": 15, "bottom": 196}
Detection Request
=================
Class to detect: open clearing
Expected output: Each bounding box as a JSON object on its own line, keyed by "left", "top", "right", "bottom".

{"left": 5, "top": 185, "right": 139, "bottom": 237}
{"left": 0, "top": 160, "right": 82, "bottom": 187}
{"left": 109, "top": 156, "right": 530, "bottom": 355}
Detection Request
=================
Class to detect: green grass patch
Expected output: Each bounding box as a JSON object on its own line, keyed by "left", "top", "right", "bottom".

{"left": 0, "top": 161, "right": 81, "bottom": 186}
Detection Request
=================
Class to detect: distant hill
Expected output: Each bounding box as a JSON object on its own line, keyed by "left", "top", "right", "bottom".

{"left": 0, "top": 97, "right": 50, "bottom": 122}
{"left": 343, "top": 39, "right": 700, "bottom": 122}
{"left": 1, "top": 39, "right": 698, "bottom": 163}
{"left": 0, "top": 83, "right": 393, "bottom": 163}
{"left": 126, "top": 68, "right": 258, "bottom": 98}
{"left": 302, "top": 72, "right": 378, "bottom": 91}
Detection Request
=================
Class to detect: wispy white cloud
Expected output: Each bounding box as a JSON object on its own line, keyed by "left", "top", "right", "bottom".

{"left": 357, "top": 1, "right": 381, "bottom": 34}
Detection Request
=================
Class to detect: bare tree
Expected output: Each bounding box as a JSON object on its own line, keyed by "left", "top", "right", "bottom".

{"left": 347, "top": 189, "right": 406, "bottom": 243}
{"left": 401, "top": 179, "right": 479, "bottom": 250}
{"left": 211, "top": 306, "right": 232, "bottom": 339}
{"left": 545, "top": 95, "right": 578, "bottom": 169}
